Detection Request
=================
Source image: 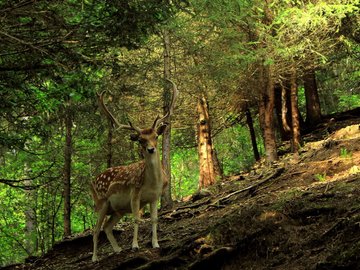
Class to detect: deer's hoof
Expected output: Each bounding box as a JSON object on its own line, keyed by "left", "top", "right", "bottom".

{"left": 135, "top": 218, "right": 145, "bottom": 225}
{"left": 92, "top": 255, "right": 99, "bottom": 263}
{"left": 113, "top": 246, "right": 122, "bottom": 253}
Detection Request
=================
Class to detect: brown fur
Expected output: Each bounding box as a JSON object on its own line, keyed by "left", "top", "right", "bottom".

{"left": 140, "top": 128, "right": 155, "bottom": 135}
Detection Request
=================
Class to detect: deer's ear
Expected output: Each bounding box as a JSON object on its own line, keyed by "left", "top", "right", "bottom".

{"left": 156, "top": 124, "right": 167, "bottom": 136}
{"left": 130, "top": 133, "right": 139, "bottom": 141}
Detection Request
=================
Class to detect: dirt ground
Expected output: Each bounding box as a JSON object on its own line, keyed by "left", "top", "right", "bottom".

{"left": 2, "top": 109, "right": 360, "bottom": 270}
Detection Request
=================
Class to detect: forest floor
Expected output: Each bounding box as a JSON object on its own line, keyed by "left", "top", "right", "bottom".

{"left": 3, "top": 108, "right": 360, "bottom": 270}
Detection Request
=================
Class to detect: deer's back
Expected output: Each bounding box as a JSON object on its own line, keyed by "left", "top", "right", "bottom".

{"left": 92, "top": 161, "right": 146, "bottom": 200}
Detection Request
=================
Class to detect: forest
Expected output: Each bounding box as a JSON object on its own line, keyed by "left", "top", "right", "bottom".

{"left": 0, "top": 0, "right": 359, "bottom": 269}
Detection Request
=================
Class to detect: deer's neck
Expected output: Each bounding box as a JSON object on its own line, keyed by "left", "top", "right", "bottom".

{"left": 144, "top": 152, "right": 162, "bottom": 184}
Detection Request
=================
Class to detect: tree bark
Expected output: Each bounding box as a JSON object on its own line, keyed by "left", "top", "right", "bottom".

{"left": 212, "top": 148, "right": 223, "bottom": 177}
{"left": 245, "top": 108, "right": 260, "bottom": 161}
{"left": 259, "top": 65, "right": 278, "bottom": 163}
{"left": 161, "top": 28, "right": 173, "bottom": 209}
{"left": 303, "top": 69, "right": 322, "bottom": 127}
{"left": 63, "top": 103, "right": 72, "bottom": 237}
{"left": 290, "top": 67, "right": 302, "bottom": 153}
{"left": 274, "top": 84, "right": 291, "bottom": 141}
{"left": 197, "top": 95, "right": 216, "bottom": 189}
{"left": 281, "top": 83, "right": 292, "bottom": 138}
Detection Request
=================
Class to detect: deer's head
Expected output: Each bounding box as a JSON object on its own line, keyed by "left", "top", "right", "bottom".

{"left": 97, "top": 80, "right": 178, "bottom": 156}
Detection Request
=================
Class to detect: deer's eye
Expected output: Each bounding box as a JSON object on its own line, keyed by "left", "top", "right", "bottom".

{"left": 138, "top": 138, "right": 147, "bottom": 144}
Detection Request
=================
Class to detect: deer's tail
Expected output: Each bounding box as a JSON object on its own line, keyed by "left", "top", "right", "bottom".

{"left": 90, "top": 182, "right": 101, "bottom": 212}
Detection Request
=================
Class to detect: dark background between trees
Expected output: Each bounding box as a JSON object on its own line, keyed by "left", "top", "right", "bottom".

{"left": 0, "top": 0, "right": 359, "bottom": 266}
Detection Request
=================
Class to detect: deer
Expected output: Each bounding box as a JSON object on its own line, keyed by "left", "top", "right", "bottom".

{"left": 91, "top": 80, "right": 178, "bottom": 262}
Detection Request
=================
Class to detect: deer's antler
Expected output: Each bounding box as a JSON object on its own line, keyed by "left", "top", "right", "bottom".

{"left": 97, "top": 91, "right": 142, "bottom": 133}
{"left": 152, "top": 79, "right": 179, "bottom": 129}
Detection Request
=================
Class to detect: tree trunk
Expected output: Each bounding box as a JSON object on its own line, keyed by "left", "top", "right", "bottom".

{"left": 290, "top": 68, "right": 302, "bottom": 153}
{"left": 51, "top": 194, "right": 62, "bottom": 246}
{"left": 303, "top": 69, "right": 322, "bottom": 127}
{"left": 281, "top": 83, "right": 292, "bottom": 138}
{"left": 63, "top": 103, "right": 72, "bottom": 237}
{"left": 197, "top": 95, "right": 216, "bottom": 189}
{"left": 274, "top": 84, "right": 292, "bottom": 141}
{"left": 245, "top": 108, "right": 260, "bottom": 161}
{"left": 274, "top": 86, "right": 284, "bottom": 140}
{"left": 259, "top": 65, "right": 278, "bottom": 163}
{"left": 212, "top": 148, "right": 223, "bottom": 177}
{"left": 161, "top": 28, "right": 173, "bottom": 209}
{"left": 24, "top": 164, "right": 37, "bottom": 256}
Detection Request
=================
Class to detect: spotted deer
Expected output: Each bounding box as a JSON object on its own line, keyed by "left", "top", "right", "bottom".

{"left": 91, "top": 80, "right": 178, "bottom": 262}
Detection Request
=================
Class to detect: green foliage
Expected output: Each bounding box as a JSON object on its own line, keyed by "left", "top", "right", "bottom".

{"left": 171, "top": 148, "right": 199, "bottom": 200}
{"left": 338, "top": 92, "right": 360, "bottom": 111}
{"left": 0, "top": 64, "right": 105, "bottom": 265}
{"left": 314, "top": 173, "right": 327, "bottom": 182}
{"left": 340, "top": 147, "right": 353, "bottom": 159}
{"left": 0, "top": 186, "right": 28, "bottom": 266}
{"left": 297, "top": 86, "right": 307, "bottom": 118}
{"left": 318, "top": 56, "right": 360, "bottom": 114}
{"left": 0, "top": 119, "right": 103, "bottom": 265}
{"left": 214, "top": 123, "right": 263, "bottom": 175}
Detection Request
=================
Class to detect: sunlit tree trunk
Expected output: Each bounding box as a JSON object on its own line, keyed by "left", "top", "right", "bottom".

{"left": 197, "top": 94, "right": 216, "bottom": 189}
{"left": 212, "top": 148, "right": 223, "bottom": 177}
{"left": 245, "top": 108, "right": 260, "bottom": 161}
{"left": 290, "top": 67, "right": 302, "bottom": 153}
{"left": 303, "top": 69, "right": 322, "bottom": 127}
{"left": 63, "top": 101, "right": 72, "bottom": 237}
{"left": 275, "top": 84, "right": 292, "bottom": 141}
{"left": 281, "top": 83, "right": 292, "bottom": 138}
{"left": 259, "top": 65, "right": 278, "bottom": 163}
{"left": 161, "top": 28, "right": 173, "bottom": 209}
{"left": 256, "top": 3, "right": 278, "bottom": 162}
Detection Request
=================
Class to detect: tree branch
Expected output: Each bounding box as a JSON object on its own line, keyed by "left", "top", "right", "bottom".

{"left": 0, "top": 30, "right": 48, "bottom": 55}
{"left": 0, "top": 63, "right": 55, "bottom": 72}
{"left": 0, "top": 162, "right": 56, "bottom": 189}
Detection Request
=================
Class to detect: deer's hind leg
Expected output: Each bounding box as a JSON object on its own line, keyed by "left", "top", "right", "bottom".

{"left": 92, "top": 201, "right": 109, "bottom": 262}
{"left": 103, "top": 212, "right": 123, "bottom": 253}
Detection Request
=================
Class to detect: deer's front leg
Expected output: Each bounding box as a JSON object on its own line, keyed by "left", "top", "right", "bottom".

{"left": 131, "top": 189, "right": 142, "bottom": 250}
{"left": 150, "top": 200, "right": 160, "bottom": 248}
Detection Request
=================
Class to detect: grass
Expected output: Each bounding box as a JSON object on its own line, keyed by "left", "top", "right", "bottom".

{"left": 314, "top": 173, "right": 327, "bottom": 182}
{"left": 340, "top": 147, "right": 353, "bottom": 159}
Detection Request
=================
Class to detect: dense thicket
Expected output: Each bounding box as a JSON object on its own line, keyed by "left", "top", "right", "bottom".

{"left": 0, "top": 0, "right": 359, "bottom": 266}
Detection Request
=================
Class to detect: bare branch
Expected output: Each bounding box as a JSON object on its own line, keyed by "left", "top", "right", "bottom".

{"left": 0, "top": 30, "right": 48, "bottom": 55}
{"left": 0, "top": 162, "right": 56, "bottom": 190}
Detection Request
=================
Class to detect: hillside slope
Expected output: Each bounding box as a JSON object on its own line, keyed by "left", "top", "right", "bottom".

{"left": 3, "top": 110, "right": 360, "bottom": 270}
